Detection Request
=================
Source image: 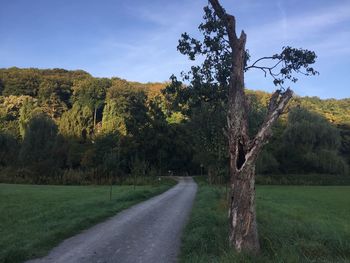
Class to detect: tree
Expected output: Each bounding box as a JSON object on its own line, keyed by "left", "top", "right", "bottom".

{"left": 19, "top": 114, "right": 59, "bottom": 181}
{"left": 188, "top": 101, "right": 228, "bottom": 183}
{"left": 0, "top": 68, "right": 41, "bottom": 96}
{"left": 339, "top": 123, "right": 350, "bottom": 167}
{"left": 0, "top": 79, "right": 3, "bottom": 95}
{"left": 170, "top": 0, "right": 318, "bottom": 253}
{"left": 38, "top": 78, "right": 71, "bottom": 119}
{"left": 0, "top": 95, "right": 32, "bottom": 138}
{"left": 18, "top": 97, "right": 42, "bottom": 138}
{"left": 0, "top": 132, "right": 19, "bottom": 167}
{"left": 102, "top": 83, "right": 149, "bottom": 137}
{"left": 279, "top": 107, "right": 348, "bottom": 175}
{"left": 72, "top": 78, "right": 111, "bottom": 129}
{"left": 59, "top": 103, "right": 94, "bottom": 141}
{"left": 101, "top": 100, "right": 127, "bottom": 135}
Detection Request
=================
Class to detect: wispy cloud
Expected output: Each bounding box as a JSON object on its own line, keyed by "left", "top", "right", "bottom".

{"left": 246, "top": 1, "right": 350, "bottom": 54}
{"left": 277, "top": 1, "right": 288, "bottom": 40}
{"left": 84, "top": 1, "right": 204, "bottom": 81}
{"left": 242, "top": 1, "right": 350, "bottom": 98}
{"left": 0, "top": 0, "right": 348, "bottom": 98}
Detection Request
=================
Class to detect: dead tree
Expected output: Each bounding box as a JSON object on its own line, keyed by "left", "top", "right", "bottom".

{"left": 169, "top": 0, "right": 318, "bottom": 253}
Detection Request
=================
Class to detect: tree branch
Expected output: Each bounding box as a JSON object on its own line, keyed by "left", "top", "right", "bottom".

{"left": 243, "top": 88, "right": 293, "bottom": 167}
{"left": 209, "top": 0, "right": 237, "bottom": 50}
{"left": 245, "top": 56, "right": 275, "bottom": 70}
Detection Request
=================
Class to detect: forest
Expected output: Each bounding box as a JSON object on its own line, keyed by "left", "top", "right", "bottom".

{"left": 0, "top": 67, "right": 349, "bottom": 185}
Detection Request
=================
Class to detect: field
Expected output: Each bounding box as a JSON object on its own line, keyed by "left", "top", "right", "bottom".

{"left": 0, "top": 181, "right": 174, "bottom": 263}
{"left": 180, "top": 179, "right": 350, "bottom": 262}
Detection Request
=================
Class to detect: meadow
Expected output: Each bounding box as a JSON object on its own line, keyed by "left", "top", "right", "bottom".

{"left": 180, "top": 178, "right": 350, "bottom": 263}
{"left": 0, "top": 180, "right": 174, "bottom": 263}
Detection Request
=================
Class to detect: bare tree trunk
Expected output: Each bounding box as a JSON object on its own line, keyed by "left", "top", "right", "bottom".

{"left": 229, "top": 165, "right": 259, "bottom": 252}
{"left": 226, "top": 32, "right": 261, "bottom": 252}
{"left": 209, "top": 0, "right": 294, "bottom": 254}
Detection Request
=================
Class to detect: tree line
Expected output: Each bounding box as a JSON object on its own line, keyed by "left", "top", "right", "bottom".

{"left": 0, "top": 67, "right": 349, "bottom": 184}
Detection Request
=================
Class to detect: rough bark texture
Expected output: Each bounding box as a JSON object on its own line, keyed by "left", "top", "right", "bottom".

{"left": 209, "top": 0, "right": 293, "bottom": 253}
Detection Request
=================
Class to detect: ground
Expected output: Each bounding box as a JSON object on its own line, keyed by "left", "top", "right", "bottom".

{"left": 180, "top": 178, "right": 350, "bottom": 263}
{"left": 0, "top": 181, "right": 174, "bottom": 263}
{"left": 26, "top": 177, "right": 197, "bottom": 263}
{"left": 1, "top": 178, "right": 349, "bottom": 263}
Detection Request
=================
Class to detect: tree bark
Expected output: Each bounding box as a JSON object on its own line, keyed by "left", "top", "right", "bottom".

{"left": 209, "top": 0, "right": 294, "bottom": 254}
{"left": 229, "top": 165, "right": 259, "bottom": 252}
{"left": 226, "top": 31, "right": 261, "bottom": 252}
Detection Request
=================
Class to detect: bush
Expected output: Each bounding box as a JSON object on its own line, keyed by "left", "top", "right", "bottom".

{"left": 0, "top": 132, "right": 19, "bottom": 167}
{"left": 257, "top": 150, "right": 279, "bottom": 174}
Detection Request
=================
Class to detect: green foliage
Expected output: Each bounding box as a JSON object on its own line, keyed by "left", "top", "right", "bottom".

{"left": 1, "top": 68, "right": 41, "bottom": 96}
{"left": 37, "top": 78, "right": 70, "bottom": 119}
{"left": 188, "top": 102, "right": 227, "bottom": 177}
{"left": 0, "top": 133, "right": 19, "bottom": 167}
{"left": 0, "top": 78, "right": 3, "bottom": 95}
{"left": 295, "top": 96, "right": 350, "bottom": 124}
{"left": 0, "top": 67, "right": 90, "bottom": 97}
{"left": 166, "top": 111, "right": 186, "bottom": 124}
{"left": 286, "top": 108, "right": 340, "bottom": 150}
{"left": 95, "top": 133, "right": 120, "bottom": 164}
{"left": 19, "top": 114, "right": 60, "bottom": 181}
{"left": 0, "top": 67, "right": 348, "bottom": 184}
{"left": 339, "top": 123, "right": 350, "bottom": 165}
{"left": 0, "top": 119, "right": 20, "bottom": 138}
{"left": 258, "top": 46, "right": 318, "bottom": 87}
{"left": 164, "top": 1, "right": 319, "bottom": 185}
{"left": 18, "top": 97, "right": 42, "bottom": 138}
{"left": 176, "top": 5, "right": 317, "bottom": 94}
{"left": 72, "top": 78, "right": 111, "bottom": 125}
{"left": 279, "top": 107, "right": 348, "bottom": 175}
{"left": 256, "top": 150, "right": 279, "bottom": 174}
{"left": 130, "top": 157, "right": 148, "bottom": 179}
{"left": 59, "top": 103, "right": 94, "bottom": 140}
{"left": 101, "top": 100, "right": 127, "bottom": 135}
{"left": 247, "top": 92, "right": 268, "bottom": 137}
{"left": 38, "top": 77, "right": 72, "bottom": 105}
{"left": 0, "top": 95, "right": 35, "bottom": 138}
{"left": 103, "top": 84, "right": 149, "bottom": 136}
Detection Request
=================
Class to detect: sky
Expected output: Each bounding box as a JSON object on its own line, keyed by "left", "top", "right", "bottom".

{"left": 0, "top": 0, "right": 349, "bottom": 99}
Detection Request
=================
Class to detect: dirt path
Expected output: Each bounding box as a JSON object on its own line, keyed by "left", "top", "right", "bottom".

{"left": 27, "top": 177, "right": 197, "bottom": 263}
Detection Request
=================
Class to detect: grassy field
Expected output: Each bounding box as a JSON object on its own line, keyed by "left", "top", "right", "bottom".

{"left": 0, "top": 180, "right": 174, "bottom": 263}
{"left": 180, "top": 179, "right": 350, "bottom": 262}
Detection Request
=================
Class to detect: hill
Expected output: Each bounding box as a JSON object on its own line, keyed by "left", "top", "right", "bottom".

{"left": 0, "top": 67, "right": 349, "bottom": 184}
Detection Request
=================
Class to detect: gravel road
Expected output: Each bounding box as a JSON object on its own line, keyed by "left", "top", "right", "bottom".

{"left": 27, "top": 177, "right": 197, "bottom": 263}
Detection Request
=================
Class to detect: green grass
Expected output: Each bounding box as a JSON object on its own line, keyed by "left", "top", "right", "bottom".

{"left": 0, "top": 180, "right": 175, "bottom": 263}
{"left": 180, "top": 179, "right": 350, "bottom": 262}
{"left": 256, "top": 173, "right": 350, "bottom": 185}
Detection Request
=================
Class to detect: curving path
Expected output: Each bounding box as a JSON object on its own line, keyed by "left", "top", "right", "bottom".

{"left": 27, "top": 177, "right": 197, "bottom": 263}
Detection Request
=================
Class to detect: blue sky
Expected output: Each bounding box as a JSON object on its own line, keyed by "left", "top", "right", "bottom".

{"left": 0, "top": 0, "right": 349, "bottom": 99}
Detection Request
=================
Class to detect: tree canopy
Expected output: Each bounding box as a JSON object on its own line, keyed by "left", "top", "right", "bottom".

{"left": 0, "top": 67, "right": 348, "bottom": 185}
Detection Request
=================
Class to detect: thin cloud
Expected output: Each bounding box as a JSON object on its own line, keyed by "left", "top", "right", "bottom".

{"left": 247, "top": 2, "right": 350, "bottom": 51}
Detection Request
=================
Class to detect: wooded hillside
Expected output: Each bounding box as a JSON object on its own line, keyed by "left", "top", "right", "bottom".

{"left": 0, "top": 67, "right": 349, "bottom": 184}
